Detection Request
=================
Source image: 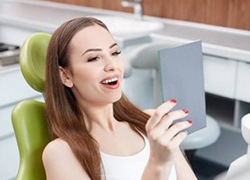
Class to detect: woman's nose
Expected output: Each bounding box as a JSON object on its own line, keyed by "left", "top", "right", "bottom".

{"left": 104, "top": 56, "right": 116, "bottom": 72}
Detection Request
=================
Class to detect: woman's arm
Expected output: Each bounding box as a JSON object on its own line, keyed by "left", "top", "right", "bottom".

{"left": 174, "top": 149, "right": 197, "bottom": 180}
{"left": 142, "top": 156, "right": 174, "bottom": 180}
{"left": 42, "top": 139, "right": 91, "bottom": 180}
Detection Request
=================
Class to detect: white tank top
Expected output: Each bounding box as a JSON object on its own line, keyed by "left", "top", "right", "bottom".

{"left": 100, "top": 133, "right": 177, "bottom": 180}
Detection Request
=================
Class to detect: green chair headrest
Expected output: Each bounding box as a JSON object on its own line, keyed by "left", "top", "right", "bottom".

{"left": 19, "top": 33, "right": 51, "bottom": 92}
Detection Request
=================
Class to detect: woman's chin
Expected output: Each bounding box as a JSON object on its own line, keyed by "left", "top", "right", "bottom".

{"left": 110, "top": 92, "right": 122, "bottom": 103}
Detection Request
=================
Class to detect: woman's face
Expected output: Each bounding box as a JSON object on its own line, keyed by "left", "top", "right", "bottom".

{"left": 60, "top": 24, "right": 124, "bottom": 106}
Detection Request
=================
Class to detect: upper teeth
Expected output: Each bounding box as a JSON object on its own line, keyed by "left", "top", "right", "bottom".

{"left": 102, "top": 77, "right": 118, "bottom": 84}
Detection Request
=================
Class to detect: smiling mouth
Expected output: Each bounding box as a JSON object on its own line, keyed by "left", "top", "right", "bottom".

{"left": 101, "top": 77, "right": 118, "bottom": 85}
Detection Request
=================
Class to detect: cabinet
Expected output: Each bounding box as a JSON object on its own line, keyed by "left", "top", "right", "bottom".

{"left": 202, "top": 54, "right": 250, "bottom": 130}
{"left": 203, "top": 54, "right": 237, "bottom": 99}
{"left": 236, "top": 62, "right": 250, "bottom": 103}
{"left": 46, "top": 0, "right": 250, "bottom": 30}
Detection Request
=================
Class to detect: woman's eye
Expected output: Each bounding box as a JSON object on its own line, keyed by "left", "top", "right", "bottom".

{"left": 111, "top": 51, "right": 121, "bottom": 56}
{"left": 87, "top": 56, "right": 99, "bottom": 62}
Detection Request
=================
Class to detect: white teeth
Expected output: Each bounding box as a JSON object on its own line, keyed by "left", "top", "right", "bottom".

{"left": 102, "top": 77, "right": 118, "bottom": 84}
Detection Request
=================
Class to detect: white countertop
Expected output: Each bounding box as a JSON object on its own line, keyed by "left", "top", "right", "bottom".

{"left": 0, "top": 0, "right": 250, "bottom": 62}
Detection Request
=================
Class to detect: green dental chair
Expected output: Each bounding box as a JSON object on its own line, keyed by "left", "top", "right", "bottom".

{"left": 11, "top": 32, "right": 52, "bottom": 180}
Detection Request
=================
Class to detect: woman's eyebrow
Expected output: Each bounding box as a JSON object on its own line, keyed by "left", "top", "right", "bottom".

{"left": 82, "top": 48, "right": 102, "bottom": 56}
{"left": 110, "top": 43, "right": 118, "bottom": 49}
{"left": 81, "top": 43, "right": 118, "bottom": 56}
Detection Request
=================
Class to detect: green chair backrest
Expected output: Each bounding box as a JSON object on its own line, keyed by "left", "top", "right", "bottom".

{"left": 12, "top": 32, "right": 52, "bottom": 180}
{"left": 12, "top": 100, "right": 50, "bottom": 180}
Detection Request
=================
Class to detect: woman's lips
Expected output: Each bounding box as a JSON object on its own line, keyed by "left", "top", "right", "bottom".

{"left": 101, "top": 76, "right": 119, "bottom": 89}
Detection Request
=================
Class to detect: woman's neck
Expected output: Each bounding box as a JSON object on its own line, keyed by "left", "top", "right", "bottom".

{"left": 80, "top": 102, "right": 118, "bottom": 132}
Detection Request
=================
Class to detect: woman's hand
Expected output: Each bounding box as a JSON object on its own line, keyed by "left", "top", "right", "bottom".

{"left": 145, "top": 99, "right": 192, "bottom": 165}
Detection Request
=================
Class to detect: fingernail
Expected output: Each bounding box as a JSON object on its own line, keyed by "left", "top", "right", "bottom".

{"left": 170, "top": 99, "right": 177, "bottom": 103}
{"left": 183, "top": 109, "right": 189, "bottom": 114}
{"left": 187, "top": 120, "right": 192, "bottom": 124}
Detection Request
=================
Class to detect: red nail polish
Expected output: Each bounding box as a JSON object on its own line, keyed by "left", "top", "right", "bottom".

{"left": 183, "top": 109, "right": 189, "bottom": 114}
{"left": 170, "top": 99, "right": 177, "bottom": 103}
{"left": 187, "top": 120, "right": 192, "bottom": 124}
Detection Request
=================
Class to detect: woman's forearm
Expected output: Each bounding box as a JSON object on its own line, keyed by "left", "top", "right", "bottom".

{"left": 174, "top": 149, "right": 197, "bottom": 180}
{"left": 142, "top": 157, "right": 174, "bottom": 180}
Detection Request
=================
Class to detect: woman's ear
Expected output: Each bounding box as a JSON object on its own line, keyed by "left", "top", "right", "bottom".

{"left": 59, "top": 66, "right": 73, "bottom": 88}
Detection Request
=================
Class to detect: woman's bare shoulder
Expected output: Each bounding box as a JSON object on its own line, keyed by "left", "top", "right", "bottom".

{"left": 43, "top": 138, "right": 70, "bottom": 156}
{"left": 42, "top": 138, "right": 90, "bottom": 179}
{"left": 42, "top": 138, "right": 72, "bottom": 164}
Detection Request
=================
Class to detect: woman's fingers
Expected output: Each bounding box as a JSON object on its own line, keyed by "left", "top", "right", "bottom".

{"left": 146, "top": 99, "right": 192, "bottom": 149}
{"left": 158, "top": 120, "right": 192, "bottom": 146}
{"left": 148, "top": 109, "right": 189, "bottom": 140}
{"left": 170, "top": 130, "right": 188, "bottom": 147}
{"left": 146, "top": 99, "right": 177, "bottom": 131}
{"left": 157, "top": 109, "right": 189, "bottom": 130}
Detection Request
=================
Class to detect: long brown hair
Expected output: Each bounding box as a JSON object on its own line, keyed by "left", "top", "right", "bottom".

{"left": 45, "top": 17, "right": 150, "bottom": 180}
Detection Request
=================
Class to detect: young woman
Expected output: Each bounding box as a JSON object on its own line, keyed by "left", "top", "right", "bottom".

{"left": 42, "top": 17, "right": 197, "bottom": 180}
